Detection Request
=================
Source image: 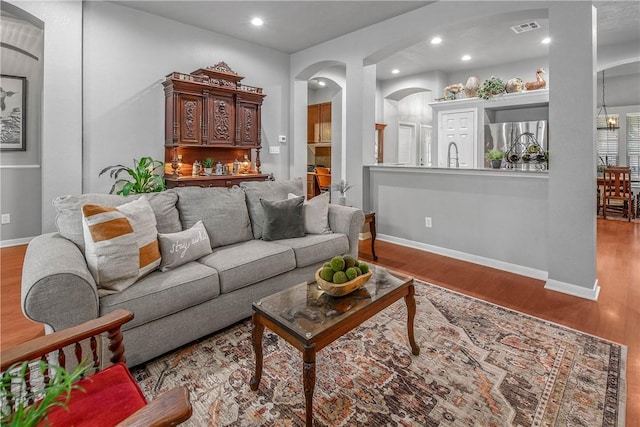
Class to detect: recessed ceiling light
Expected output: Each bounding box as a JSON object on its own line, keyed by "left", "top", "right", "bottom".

{"left": 430, "top": 37, "right": 442, "bottom": 45}
{"left": 391, "top": 69, "right": 400, "bottom": 74}
{"left": 461, "top": 55, "right": 471, "bottom": 61}
{"left": 251, "top": 17, "right": 264, "bottom": 26}
{"left": 318, "top": 80, "right": 326, "bottom": 87}
{"left": 541, "top": 37, "right": 551, "bottom": 44}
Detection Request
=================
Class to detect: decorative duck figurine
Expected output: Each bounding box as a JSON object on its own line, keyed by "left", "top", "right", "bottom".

{"left": 525, "top": 68, "right": 546, "bottom": 91}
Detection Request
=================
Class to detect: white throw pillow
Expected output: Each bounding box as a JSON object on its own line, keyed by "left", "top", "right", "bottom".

{"left": 288, "top": 192, "right": 332, "bottom": 235}
{"left": 158, "top": 220, "right": 212, "bottom": 271}
{"left": 82, "top": 196, "right": 161, "bottom": 296}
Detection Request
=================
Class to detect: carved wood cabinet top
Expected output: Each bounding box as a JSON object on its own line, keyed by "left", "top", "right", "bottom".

{"left": 164, "top": 61, "right": 264, "bottom": 96}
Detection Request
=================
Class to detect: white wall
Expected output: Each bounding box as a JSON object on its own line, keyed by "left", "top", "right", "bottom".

{"left": 83, "top": 2, "right": 290, "bottom": 193}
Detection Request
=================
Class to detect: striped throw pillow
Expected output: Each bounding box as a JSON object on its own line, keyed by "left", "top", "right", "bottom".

{"left": 82, "top": 196, "right": 161, "bottom": 296}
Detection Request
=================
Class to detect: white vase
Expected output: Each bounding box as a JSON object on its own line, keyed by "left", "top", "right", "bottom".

{"left": 204, "top": 167, "right": 213, "bottom": 176}
{"left": 338, "top": 196, "right": 347, "bottom": 206}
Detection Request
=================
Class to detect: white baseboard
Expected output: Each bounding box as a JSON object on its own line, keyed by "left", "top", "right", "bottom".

{"left": 359, "top": 231, "right": 372, "bottom": 240}
{"left": 377, "top": 234, "right": 601, "bottom": 301}
{"left": 544, "top": 278, "right": 600, "bottom": 301}
{"left": 377, "top": 233, "right": 549, "bottom": 281}
{"left": 0, "top": 236, "right": 34, "bottom": 248}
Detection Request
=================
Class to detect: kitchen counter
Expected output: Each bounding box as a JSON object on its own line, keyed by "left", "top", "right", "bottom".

{"left": 367, "top": 163, "right": 549, "bottom": 179}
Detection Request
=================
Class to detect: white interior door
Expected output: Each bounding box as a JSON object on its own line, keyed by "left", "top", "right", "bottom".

{"left": 420, "top": 125, "right": 432, "bottom": 166}
{"left": 438, "top": 109, "right": 477, "bottom": 168}
{"left": 398, "top": 122, "right": 417, "bottom": 164}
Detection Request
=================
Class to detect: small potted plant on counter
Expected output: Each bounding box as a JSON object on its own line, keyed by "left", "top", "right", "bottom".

{"left": 485, "top": 149, "right": 504, "bottom": 169}
{"left": 202, "top": 157, "right": 214, "bottom": 175}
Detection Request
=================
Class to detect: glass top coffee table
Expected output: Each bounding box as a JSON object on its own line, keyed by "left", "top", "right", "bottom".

{"left": 249, "top": 263, "right": 419, "bottom": 426}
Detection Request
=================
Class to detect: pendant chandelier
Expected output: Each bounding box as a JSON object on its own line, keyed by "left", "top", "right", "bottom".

{"left": 597, "top": 70, "right": 619, "bottom": 131}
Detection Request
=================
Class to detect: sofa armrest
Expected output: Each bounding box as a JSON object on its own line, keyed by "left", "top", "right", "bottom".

{"left": 22, "top": 233, "right": 100, "bottom": 333}
{"left": 327, "top": 205, "right": 365, "bottom": 258}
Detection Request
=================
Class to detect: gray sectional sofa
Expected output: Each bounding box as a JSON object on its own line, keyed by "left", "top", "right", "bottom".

{"left": 21, "top": 178, "right": 364, "bottom": 367}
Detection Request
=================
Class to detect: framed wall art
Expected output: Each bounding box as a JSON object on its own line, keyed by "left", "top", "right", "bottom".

{"left": 0, "top": 74, "right": 27, "bottom": 151}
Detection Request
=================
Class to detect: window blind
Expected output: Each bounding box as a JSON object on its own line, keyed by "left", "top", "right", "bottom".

{"left": 627, "top": 112, "right": 640, "bottom": 180}
{"left": 596, "top": 114, "right": 619, "bottom": 167}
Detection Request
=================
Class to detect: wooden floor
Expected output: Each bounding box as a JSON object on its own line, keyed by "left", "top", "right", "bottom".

{"left": 1, "top": 218, "right": 638, "bottom": 422}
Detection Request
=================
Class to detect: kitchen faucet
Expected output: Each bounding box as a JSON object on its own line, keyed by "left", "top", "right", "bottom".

{"left": 447, "top": 141, "right": 460, "bottom": 168}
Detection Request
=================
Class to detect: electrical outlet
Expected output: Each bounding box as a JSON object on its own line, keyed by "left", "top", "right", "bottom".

{"left": 424, "top": 217, "right": 432, "bottom": 228}
{"left": 278, "top": 135, "right": 287, "bottom": 144}
{"left": 1, "top": 214, "right": 10, "bottom": 224}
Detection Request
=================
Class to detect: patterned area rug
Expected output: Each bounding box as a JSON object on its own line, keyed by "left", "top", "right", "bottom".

{"left": 132, "top": 281, "right": 627, "bottom": 426}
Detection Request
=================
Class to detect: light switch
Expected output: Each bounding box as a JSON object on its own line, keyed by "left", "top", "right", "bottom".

{"left": 269, "top": 146, "right": 280, "bottom": 154}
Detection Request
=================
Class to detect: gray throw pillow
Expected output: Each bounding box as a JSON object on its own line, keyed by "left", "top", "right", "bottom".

{"left": 158, "top": 220, "right": 212, "bottom": 271}
{"left": 288, "top": 192, "right": 332, "bottom": 234}
{"left": 260, "top": 196, "right": 305, "bottom": 241}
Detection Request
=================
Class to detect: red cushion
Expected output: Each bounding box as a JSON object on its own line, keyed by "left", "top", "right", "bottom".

{"left": 42, "top": 362, "right": 147, "bottom": 427}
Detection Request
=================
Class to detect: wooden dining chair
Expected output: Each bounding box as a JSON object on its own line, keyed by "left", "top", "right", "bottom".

{"left": 315, "top": 167, "right": 332, "bottom": 199}
{"left": 602, "top": 167, "right": 635, "bottom": 221}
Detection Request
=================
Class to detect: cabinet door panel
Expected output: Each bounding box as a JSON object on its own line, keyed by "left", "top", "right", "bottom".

{"left": 177, "top": 94, "right": 204, "bottom": 144}
{"left": 209, "top": 94, "right": 235, "bottom": 145}
{"left": 237, "top": 102, "right": 259, "bottom": 146}
{"left": 320, "top": 102, "right": 331, "bottom": 142}
{"left": 307, "top": 104, "right": 320, "bottom": 143}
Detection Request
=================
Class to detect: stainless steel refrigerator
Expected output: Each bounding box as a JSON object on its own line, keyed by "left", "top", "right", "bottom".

{"left": 484, "top": 120, "right": 548, "bottom": 169}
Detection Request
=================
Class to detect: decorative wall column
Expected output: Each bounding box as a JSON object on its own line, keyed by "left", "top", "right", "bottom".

{"left": 545, "top": 3, "right": 599, "bottom": 299}
{"left": 343, "top": 60, "right": 376, "bottom": 208}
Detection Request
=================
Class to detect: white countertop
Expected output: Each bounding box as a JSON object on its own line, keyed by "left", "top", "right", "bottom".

{"left": 366, "top": 163, "right": 549, "bottom": 179}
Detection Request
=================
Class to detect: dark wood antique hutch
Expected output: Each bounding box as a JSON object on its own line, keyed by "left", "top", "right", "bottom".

{"left": 163, "top": 62, "right": 269, "bottom": 188}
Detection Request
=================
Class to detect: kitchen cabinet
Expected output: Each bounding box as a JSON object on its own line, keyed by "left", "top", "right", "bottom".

{"left": 163, "top": 62, "right": 267, "bottom": 187}
{"left": 307, "top": 102, "right": 331, "bottom": 143}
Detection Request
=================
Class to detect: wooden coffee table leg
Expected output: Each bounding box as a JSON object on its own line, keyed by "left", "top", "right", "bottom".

{"left": 303, "top": 344, "right": 316, "bottom": 426}
{"left": 250, "top": 313, "right": 264, "bottom": 391}
{"left": 404, "top": 283, "right": 420, "bottom": 355}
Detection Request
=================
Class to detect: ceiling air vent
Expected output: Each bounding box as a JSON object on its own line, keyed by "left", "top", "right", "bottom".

{"left": 511, "top": 21, "right": 541, "bottom": 34}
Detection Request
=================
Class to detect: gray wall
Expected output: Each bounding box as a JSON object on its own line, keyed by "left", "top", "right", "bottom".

{"left": 83, "top": 2, "right": 291, "bottom": 194}
{"left": 367, "top": 167, "right": 549, "bottom": 273}
{"left": 0, "top": 3, "right": 43, "bottom": 243}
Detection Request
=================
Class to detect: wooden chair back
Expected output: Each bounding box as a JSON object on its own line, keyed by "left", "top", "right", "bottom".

{"left": 315, "top": 167, "right": 331, "bottom": 191}
{"left": 602, "top": 167, "right": 634, "bottom": 221}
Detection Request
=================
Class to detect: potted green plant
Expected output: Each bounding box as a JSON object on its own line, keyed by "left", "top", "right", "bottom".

{"left": 477, "top": 76, "right": 505, "bottom": 100}
{"left": 202, "top": 157, "right": 215, "bottom": 175}
{"left": 485, "top": 149, "right": 504, "bottom": 169}
{"left": 1, "top": 361, "right": 87, "bottom": 427}
{"left": 99, "top": 157, "right": 166, "bottom": 195}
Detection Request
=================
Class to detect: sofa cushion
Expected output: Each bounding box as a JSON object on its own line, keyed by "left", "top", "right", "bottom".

{"left": 100, "top": 261, "right": 220, "bottom": 330}
{"left": 54, "top": 191, "right": 181, "bottom": 251}
{"left": 274, "top": 233, "right": 350, "bottom": 268}
{"left": 260, "top": 196, "right": 305, "bottom": 241}
{"left": 198, "top": 240, "right": 296, "bottom": 293}
{"left": 82, "top": 197, "right": 161, "bottom": 296}
{"left": 158, "top": 220, "right": 212, "bottom": 271}
{"left": 175, "top": 186, "right": 253, "bottom": 248}
{"left": 288, "top": 192, "right": 332, "bottom": 234}
{"left": 240, "top": 178, "right": 304, "bottom": 240}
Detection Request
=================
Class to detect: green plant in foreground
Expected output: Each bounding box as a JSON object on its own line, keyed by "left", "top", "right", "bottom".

{"left": 99, "top": 156, "right": 166, "bottom": 195}
{"left": 1, "top": 361, "right": 88, "bottom": 427}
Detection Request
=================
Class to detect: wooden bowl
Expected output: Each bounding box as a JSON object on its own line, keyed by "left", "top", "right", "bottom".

{"left": 315, "top": 268, "right": 373, "bottom": 297}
